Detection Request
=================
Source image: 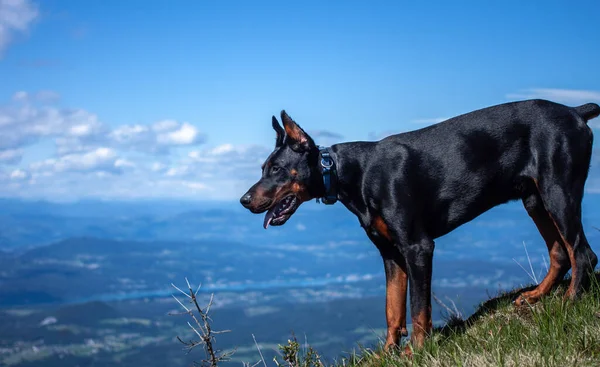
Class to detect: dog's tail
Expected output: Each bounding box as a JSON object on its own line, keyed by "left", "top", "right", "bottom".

{"left": 574, "top": 103, "right": 600, "bottom": 121}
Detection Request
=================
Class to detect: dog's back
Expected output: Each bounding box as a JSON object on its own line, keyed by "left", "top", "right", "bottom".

{"left": 364, "top": 99, "right": 596, "bottom": 237}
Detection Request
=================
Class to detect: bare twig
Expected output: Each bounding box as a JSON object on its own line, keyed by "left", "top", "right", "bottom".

{"left": 171, "top": 279, "right": 235, "bottom": 367}
{"left": 253, "top": 334, "right": 268, "bottom": 367}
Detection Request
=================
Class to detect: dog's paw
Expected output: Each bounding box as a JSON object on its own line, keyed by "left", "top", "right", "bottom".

{"left": 402, "top": 344, "right": 413, "bottom": 358}
{"left": 514, "top": 291, "right": 540, "bottom": 306}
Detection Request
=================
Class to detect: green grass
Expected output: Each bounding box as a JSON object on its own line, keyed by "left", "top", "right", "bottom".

{"left": 336, "top": 273, "right": 600, "bottom": 367}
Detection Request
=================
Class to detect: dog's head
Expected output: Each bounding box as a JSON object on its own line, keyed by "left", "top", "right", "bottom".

{"left": 240, "top": 111, "right": 323, "bottom": 228}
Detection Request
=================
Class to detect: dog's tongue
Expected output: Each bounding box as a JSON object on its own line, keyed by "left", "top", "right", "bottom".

{"left": 263, "top": 206, "right": 276, "bottom": 229}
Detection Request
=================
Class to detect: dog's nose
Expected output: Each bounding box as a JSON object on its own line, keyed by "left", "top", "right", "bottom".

{"left": 240, "top": 193, "right": 252, "bottom": 207}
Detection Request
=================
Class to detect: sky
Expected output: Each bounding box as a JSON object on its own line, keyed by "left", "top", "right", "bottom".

{"left": 1, "top": 0, "right": 600, "bottom": 202}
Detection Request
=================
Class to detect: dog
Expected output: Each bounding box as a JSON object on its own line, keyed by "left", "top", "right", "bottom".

{"left": 240, "top": 99, "right": 600, "bottom": 353}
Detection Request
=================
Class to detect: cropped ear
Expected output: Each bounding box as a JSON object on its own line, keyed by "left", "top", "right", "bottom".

{"left": 281, "top": 110, "right": 315, "bottom": 151}
{"left": 272, "top": 116, "right": 284, "bottom": 147}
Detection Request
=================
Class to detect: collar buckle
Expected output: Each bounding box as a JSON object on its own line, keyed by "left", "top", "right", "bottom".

{"left": 317, "top": 146, "right": 338, "bottom": 205}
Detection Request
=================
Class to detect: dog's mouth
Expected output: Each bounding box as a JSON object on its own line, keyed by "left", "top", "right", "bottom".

{"left": 263, "top": 195, "right": 300, "bottom": 229}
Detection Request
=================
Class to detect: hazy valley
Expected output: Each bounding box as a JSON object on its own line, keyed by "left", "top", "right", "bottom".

{"left": 1, "top": 196, "right": 600, "bottom": 366}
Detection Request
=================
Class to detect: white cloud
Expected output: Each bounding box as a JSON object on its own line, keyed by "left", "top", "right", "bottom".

{"left": 29, "top": 147, "right": 122, "bottom": 174}
{"left": 186, "top": 144, "right": 269, "bottom": 178}
{"left": 507, "top": 88, "right": 600, "bottom": 105}
{"left": 10, "top": 168, "right": 28, "bottom": 180}
{"left": 209, "top": 143, "right": 234, "bottom": 155}
{"left": 107, "top": 121, "right": 205, "bottom": 153}
{"left": 151, "top": 162, "right": 166, "bottom": 172}
{"left": 151, "top": 119, "right": 179, "bottom": 132}
{"left": 8, "top": 87, "right": 597, "bottom": 201}
{"left": 12, "top": 90, "right": 59, "bottom": 103}
{"left": 12, "top": 90, "right": 28, "bottom": 101}
{"left": 155, "top": 122, "right": 201, "bottom": 145}
{"left": 114, "top": 158, "right": 135, "bottom": 169}
{"left": 0, "top": 90, "right": 230, "bottom": 200}
{"left": 165, "top": 165, "right": 189, "bottom": 177}
{"left": 0, "top": 0, "right": 38, "bottom": 58}
{"left": 0, "top": 94, "right": 105, "bottom": 150}
{"left": 0, "top": 170, "right": 225, "bottom": 201}
{"left": 0, "top": 148, "right": 22, "bottom": 164}
{"left": 1, "top": 91, "right": 206, "bottom": 156}
{"left": 181, "top": 181, "right": 207, "bottom": 191}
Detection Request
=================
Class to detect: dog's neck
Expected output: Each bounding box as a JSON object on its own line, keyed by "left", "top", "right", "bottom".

{"left": 327, "top": 142, "right": 374, "bottom": 215}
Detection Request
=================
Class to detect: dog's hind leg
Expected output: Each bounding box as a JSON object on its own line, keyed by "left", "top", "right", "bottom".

{"left": 531, "top": 175, "right": 597, "bottom": 300}
{"left": 516, "top": 179, "right": 571, "bottom": 305}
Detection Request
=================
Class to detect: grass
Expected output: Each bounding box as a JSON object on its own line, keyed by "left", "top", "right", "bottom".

{"left": 336, "top": 272, "right": 600, "bottom": 367}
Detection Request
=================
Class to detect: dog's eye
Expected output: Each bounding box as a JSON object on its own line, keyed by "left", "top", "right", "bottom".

{"left": 271, "top": 166, "right": 281, "bottom": 174}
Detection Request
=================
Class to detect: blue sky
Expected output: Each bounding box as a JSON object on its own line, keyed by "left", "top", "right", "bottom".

{"left": 0, "top": 0, "right": 599, "bottom": 201}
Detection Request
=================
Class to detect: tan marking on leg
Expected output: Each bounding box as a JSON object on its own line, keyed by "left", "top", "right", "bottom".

{"left": 372, "top": 216, "right": 392, "bottom": 242}
{"left": 410, "top": 306, "right": 432, "bottom": 350}
{"left": 516, "top": 205, "right": 568, "bottom": 305}
{"left": 522, "top": 178, "right": 576, "bottom": 302}
{"left": 383, "top": 265, "right": 408, "bottom": 349}
{"left": 544, "top": 211, "right": 577, "bottom": 299}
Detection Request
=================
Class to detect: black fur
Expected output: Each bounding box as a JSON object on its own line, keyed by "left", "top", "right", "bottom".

{"left": 240, "top": 99, "right": 600, "bottom": 349}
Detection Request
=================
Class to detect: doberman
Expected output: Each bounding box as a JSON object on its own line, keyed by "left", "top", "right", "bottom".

{"left": 240, "top": 99, "right": 600, "bottom": 353}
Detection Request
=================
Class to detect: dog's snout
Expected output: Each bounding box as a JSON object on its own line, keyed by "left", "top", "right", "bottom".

{"left": 240, "top": 192, "right": 253, "bottom": 207}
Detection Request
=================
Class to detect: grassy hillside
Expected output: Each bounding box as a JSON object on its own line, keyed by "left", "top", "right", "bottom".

{"left": 338, "top": 273, "right": 600, "bottom": 367}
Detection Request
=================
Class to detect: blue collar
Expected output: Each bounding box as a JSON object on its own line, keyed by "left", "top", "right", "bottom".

{"left": 317, "top": 146, "right": 338, "bottom": 205}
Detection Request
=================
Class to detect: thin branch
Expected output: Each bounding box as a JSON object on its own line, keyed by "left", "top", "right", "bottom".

{"left": 188, "top": 321, "right": 203, "bottom": 339}
{"left": 205, "top": 293, "right": 215, "bottom": 315}
{"left": 172, "top": 294, "right": 191, "bottom": 312}
{"left": 172, "top": 283, "right": 192, "bottom": 299}
{"left": 252, "top": 334, "right": 268, "bottom": 367}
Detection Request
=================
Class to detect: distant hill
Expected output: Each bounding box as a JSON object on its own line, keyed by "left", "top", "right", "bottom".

{"left": 0, "top": 198, "right": 228, "bottom": 217}
{"left": 0, "top": 197, "right": 361, "bottom": 251}
{"left": 1, "top": 195, "right": 600, "bottom": 251}
{"left": 53, "top": 301, "right": 120, "bottom": 326}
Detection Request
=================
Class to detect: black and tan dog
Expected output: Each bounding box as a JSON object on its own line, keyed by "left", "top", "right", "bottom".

{"left": 240, "top": 99, "right": 600, "bottom": 353}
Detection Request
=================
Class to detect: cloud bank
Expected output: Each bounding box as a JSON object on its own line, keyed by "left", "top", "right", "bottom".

{"left": 0, "top": 0, "right": 38, "bottom": 58}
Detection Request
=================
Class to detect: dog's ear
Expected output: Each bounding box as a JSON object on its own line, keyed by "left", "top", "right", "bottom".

{"left": 281, "top": 110, "right": 314, "bottom": 151}
{"left": 272, "top": 116, "right": 284, "bottom": 148}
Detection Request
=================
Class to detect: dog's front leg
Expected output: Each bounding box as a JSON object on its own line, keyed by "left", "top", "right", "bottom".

{"left": 368, "top": 230, "right": 409, "bottom": 350}
{"left": 382, "top": 254, "right": 408, "bottom": 349}
{"left": 403, "top": 238, "right": 434, "bottom": 352}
